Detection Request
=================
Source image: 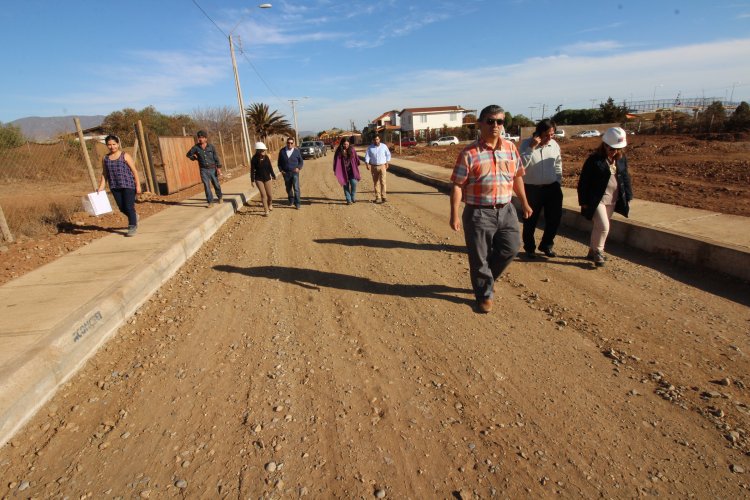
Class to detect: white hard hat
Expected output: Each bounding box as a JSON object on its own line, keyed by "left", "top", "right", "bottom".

{"left": 255, "top": 142, "right": 267, "bottom": 150}
{"left": 602, "top": 127, "right": 627, "bottom": 148}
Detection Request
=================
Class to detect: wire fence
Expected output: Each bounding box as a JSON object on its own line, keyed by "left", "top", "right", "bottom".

{"left": 0, "top": 130, "right": 285, "bottom": 242}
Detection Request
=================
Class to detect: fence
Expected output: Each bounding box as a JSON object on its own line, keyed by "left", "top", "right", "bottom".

{"left": 0, "top": 127, "right": 280, "bottom": 242}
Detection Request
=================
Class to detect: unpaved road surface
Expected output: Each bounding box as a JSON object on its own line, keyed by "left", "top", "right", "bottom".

{"left": 1, "top": 157, "right": 749, "bottom": 498}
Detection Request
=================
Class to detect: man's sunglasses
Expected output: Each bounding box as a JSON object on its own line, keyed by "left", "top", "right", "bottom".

{"left": 287, "top": 141, "right": 294, "bottom": 144}
{"left": 485, "top": 118, "right": 505, "bottom": 126}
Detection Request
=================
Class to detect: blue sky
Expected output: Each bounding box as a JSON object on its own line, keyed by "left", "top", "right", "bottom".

{"left": 2, "top": 0, "right": 750, "bottom": 132}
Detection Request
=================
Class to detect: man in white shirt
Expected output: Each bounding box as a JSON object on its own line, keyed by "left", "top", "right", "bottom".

{"left": 519, "top": 119, "right": 563, "bottom": 258}
{"left": 364, "top": 135, "right": 392, "bottom": 203}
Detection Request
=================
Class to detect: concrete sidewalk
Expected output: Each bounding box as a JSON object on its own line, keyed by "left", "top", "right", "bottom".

{"left": 0, "top": 176, "right": 258, "bottom": 446}
{"left": 385, "top": 156, "right": 750, "bottom": 282}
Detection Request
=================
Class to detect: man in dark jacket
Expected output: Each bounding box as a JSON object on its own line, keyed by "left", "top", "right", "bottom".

{"left": 277, "top": 137, "right": 304, "bottom": 209}
{"left": 186, "top": 130, "right": 223, "bottom": 207}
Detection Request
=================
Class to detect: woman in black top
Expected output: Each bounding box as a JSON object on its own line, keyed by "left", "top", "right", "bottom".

{"left": 577, "top": 127, "right": 633, "bottom": 266}
{"left": 251, "top": 142, "right": 276, "bottom": 216}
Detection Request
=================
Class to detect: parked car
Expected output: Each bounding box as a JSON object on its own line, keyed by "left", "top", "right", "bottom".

{"left": 553, "top": 129, "right": 565, "bottom": 139}
{"left": 400, "top": 136, "right": 417, "bottom": 147}
{"left": 574, "top": 130, "right": 601, "bottom": 138}
{"left": 300, "top": 141, "right": 320, "bottom": 159}
{"left": 314, "top": 141, "right": 327, "bottom": 156}
{"left": 501, "top": 132, "right": 520, "bottom": 142}
{"left": 429, "top": 136, "right": 459, "bottom": 146}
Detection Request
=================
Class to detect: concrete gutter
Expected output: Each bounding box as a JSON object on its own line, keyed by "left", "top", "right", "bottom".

{"left": 0, "top": 177, "right": 257, "bottom": 447}
{"left": 380, "top": 155, "right": 750, "bottom": 282}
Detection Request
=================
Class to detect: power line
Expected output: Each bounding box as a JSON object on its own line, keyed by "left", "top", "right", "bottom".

{"left": 191, "top": 0, "right": 285, "bottom": 109}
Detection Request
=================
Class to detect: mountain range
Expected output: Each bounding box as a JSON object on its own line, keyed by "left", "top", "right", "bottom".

{"left": 9, "top": 115, "right": 105, "bottom": 142}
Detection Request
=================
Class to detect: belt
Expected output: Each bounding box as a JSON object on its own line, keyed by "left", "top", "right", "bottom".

{"left": 467, "top": 202, "right": 508, "bottom": 209}
{"left": 200, "top": 165, "right": 218, "bottom": 169}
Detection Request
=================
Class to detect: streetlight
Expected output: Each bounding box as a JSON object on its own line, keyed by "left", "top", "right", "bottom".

{"left": 394, "top": 130, "right": 401, "bottom": 155}
{"left": 229, "top": 3, "right": 272, "bottom": 167}
{"left": 288, "top": 97, "right": 308, "bottom": 145}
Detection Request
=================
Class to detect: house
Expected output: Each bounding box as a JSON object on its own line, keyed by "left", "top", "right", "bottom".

{"left": 398, "top": 106, "right": 470, "bottom": 135}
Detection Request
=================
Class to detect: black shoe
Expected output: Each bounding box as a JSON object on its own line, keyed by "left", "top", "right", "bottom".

{"left": 525, "top": 250, "right": 538, "bottom": 259}
{"left": 540, "top": 248, "right": 557, "bottom": 258}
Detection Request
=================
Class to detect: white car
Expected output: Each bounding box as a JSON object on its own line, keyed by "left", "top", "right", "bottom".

{"left": 429, "top": 136, "right": 459, "bottom": 146}
{"left": 575, "top": 130, "right": 601, "bottom": 138}
{"left": 502, "top": 132, "right": 520, "bottom": 142}
{"left": 553, "top": 129, "right": 565, "bottom": 139}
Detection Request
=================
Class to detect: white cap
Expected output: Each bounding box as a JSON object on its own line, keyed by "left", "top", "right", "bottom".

{"left": 254, "top": 142, "right": 267, "bottom": 150}
{"left": 602, "top": 127, "right": 627, "bottom": 148}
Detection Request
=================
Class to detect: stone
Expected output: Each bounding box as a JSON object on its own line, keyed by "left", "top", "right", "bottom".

{"left": 175, "top": 479, "right": 188, "bottom": 489}
{"left": 375, "top": 488, "right": 386, "bottom": 498}
{"left": 18, "top": 481, "right": 30, "bottom": 491}
{"left": 265, "top": 461, "right": 277, "bottom": 473}
{"left": 731, "top": 464, "right": 745, "bottom": 474}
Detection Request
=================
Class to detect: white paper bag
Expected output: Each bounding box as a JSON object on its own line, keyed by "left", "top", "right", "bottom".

{"left": 82, "top": 191, "right": 113, "bottom": 216}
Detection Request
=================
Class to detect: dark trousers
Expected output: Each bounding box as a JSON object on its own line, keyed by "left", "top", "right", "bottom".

{"left": 200, "top": 167, "right": 222, "bottom": 203}
{"left": 462, "top": 204, "right": 520, "bottom": 302}
{"left": 111, "top": 188, "right": 137, "bottom": 226}
{"left": 284, "top": 172, "right": 301, "bottom": 207}
{"left": 522, "top": 183, "right": 563, "bottom": 252}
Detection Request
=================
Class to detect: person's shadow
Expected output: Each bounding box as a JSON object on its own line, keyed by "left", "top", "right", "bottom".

{"left": 213, "top": 265, "right": 473, "bottom": 306}
{"left": 314, "top": 237, "right": 465, "bottom": 253}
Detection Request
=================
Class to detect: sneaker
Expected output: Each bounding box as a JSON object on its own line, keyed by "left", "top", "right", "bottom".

{"left": 217, "top": 197, "right": 223, "bottom": 204}
{"left": 525, "top": 250, "right": 538, "bottom": 259}
{"left": 587, "top": 249, "right": 605, "bottom": 266}
{"left": 346, "top": 200, "right": 352, "bottom": 205}
{"left": 374, "top": 198, "right": 382, "bottom": 204}
{"left": 477, "top": 298, "right": 493, "bottom": 313}
{"left": 381, "top": 197, "right": 387, "bottom": 203}
{"left": 539, "top": 248, "right": 557, "bottom": 258}
{"left": 126, "top": 225, "right": 137, "bottom": 237}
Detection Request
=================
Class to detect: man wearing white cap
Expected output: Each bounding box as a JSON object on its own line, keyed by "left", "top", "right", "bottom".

{"left": 251, "top": 142, "right": 277, "bottom": 216}
{"left": 577, "top": 127, "right": 633, "bottom": 266}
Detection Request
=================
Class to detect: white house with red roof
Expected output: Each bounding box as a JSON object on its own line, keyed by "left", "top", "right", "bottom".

{"left": 399, "top": 106, "right": 470, "bottom": 134}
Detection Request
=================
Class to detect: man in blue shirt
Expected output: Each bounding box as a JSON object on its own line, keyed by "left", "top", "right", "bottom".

{"left": 186, "top": 130, "right": 223, "bottom": 207}
{"left": 277, "top": 137, "right": 304, "bottom": 209}
{"left": 364, "top": 135, "right": 392, "bottom": 203}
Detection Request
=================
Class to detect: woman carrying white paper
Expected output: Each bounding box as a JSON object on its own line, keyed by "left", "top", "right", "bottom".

{"left": 97, "top": 134, "right": 141, "bottom": 237}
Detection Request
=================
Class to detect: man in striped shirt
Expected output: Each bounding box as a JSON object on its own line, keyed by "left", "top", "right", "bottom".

{"left": 450, "top": 104, "right": 533, "bottom": 313}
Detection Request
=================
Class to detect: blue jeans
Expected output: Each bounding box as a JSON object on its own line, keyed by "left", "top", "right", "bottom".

{"left": 343, "top": 178, "right": 358, "bottom": 202}
{"left": 111, "top": 188, "right": 137, "bottom": 226}
{"left": 284, "top": 171, "right": 301, "bottom": 207}
{"left": 200, "top": 167, "right": 222, "bottom": 203}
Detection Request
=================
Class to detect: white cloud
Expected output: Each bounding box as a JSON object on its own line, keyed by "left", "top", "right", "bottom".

{"left": 560, "top": 40, "right": 626, "bottom": 54}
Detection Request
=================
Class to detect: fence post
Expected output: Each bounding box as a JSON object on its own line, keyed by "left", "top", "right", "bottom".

{"left": 74, "top": 117, "right": 99, "bottom": 191}
{"left": 0, "top": 204, "right": 13, "bottom": 243}
{"left": 135, "top": 123, "right": 154, "bottom": 193}
{"left": 218, "top": 132, "right": 227, "bottom": 171}
{"left": 231, "top": 133, "right": 238, "bottom": 169}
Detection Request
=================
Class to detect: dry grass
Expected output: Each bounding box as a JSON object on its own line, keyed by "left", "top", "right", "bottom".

{"left": 3, "top": 194, "right": 83, "bottom": 239}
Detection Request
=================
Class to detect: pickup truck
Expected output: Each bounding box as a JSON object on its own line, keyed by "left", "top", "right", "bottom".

{"left": 501, "top": 132, "right": 520, "bottom": 142}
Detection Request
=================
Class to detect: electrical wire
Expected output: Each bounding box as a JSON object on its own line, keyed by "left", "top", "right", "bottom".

{"left": 191, "top": 0, "right": 285, "bottom": 108}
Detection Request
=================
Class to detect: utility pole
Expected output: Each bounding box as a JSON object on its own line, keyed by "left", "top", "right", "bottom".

{"left": 289, "top": 99, "right": 300, "bottom": 145}
{"left": 229, "top": 35, "right": 252, "bottom": 167}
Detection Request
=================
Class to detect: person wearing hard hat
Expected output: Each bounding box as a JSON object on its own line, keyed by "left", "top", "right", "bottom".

{"left": 250, "top": 142, "right": 277, "bottom": 216}
{"left": 576, "top": 127, "right": 633, "bottom": 266}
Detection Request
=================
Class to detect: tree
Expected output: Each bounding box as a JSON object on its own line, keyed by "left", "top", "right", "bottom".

{"left": 728, "top": 101, "right": 750, "bottom": 131}
{"left": 699, "top": 101, "right": 727, "bottom": 131}
{"left": 599, "top": 97, "right": 628, "bottom": 122}
{"left": 0, "top": 122, "right": 25, "bottom": 149}
{"left": 504, "top": 112, "right": 513, "bottom": 130}
{"left": 191, "top": 106, "right": 241, "bottom": 140}
{"left": 511, "top": 114, "right": 534, "bottom": 128}
{"left": 245, "top": 103, "right": 293, "bottom": 141}
{"left": 102, "top": 106, "right": 195, "bottom": 146}
{"left": 552, "top": 108, "right": 603, "bottom": 125}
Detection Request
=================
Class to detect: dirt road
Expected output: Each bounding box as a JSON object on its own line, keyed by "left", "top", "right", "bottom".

{"left": 1, "top": 156, "right": 749, "bottom": 498}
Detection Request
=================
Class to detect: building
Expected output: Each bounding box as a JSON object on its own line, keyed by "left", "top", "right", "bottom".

{"left": 398, "top": 106, "right": 470, "bottom": 135}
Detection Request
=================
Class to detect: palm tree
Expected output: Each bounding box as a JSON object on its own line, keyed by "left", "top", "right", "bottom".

{"left": 245, "top": 103, "right": 294, "bottom": 141}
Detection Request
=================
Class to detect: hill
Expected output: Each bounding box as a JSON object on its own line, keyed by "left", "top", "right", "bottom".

{"left": 9, "top": 115, "right": 105, "bottom": 141}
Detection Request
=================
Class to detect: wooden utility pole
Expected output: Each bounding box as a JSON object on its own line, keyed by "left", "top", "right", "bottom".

{"left": 135, "top": 121, "right": 155, "bottom": 193}
{"left": 231, "top": 133, "right": 238, "bottom": 169}
{"left": 142, "top": 127, "right": 161, "bottom": 195}
{"left": 0, "top": 203, "right": 13, "bottom": 243}
{"left": 74, "top": 117, "right": 99, "bottom": 191}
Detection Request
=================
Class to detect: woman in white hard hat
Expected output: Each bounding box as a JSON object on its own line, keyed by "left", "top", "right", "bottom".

{"left": 576, "top": 127, "right": 633, "bottom": 266}
{"left": 250, "top": 142, "right": 276, "bottom": 216}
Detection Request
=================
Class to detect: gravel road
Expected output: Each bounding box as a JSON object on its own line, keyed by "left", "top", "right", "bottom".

{"left": 1, "top": 156, "right": 748, "bottom": 498}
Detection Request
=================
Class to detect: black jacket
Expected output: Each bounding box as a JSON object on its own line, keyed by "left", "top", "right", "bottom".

{"left": 251, "top": 154, "right": 276, "bottom": 182}
{"left": 577, "top": 153, "right": 633, "bottom": 220}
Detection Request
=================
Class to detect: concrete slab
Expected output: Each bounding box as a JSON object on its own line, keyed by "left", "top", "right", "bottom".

{"left": 0, "top": 175, "right": 258, "bottom": 447}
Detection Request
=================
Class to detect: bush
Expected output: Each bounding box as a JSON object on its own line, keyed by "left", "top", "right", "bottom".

{"left": 0, "top": 123, "right": 25, "bottom": 149}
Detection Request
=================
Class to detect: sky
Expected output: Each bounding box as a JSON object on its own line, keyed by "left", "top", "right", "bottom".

{"left": 2, "top": 0, "right": 750, "bottom": 133}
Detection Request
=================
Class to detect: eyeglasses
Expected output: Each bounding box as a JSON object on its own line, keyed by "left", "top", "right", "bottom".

{"left": 484, "top": 118, "right": 505, "bottom": 126}
{"left": 287, "top": 141, "right": 294, "bottom": 144}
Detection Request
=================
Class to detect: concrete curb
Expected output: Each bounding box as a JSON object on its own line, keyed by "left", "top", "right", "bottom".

{"left": 0, "top": 181, "right": 258, "bottom": 447}
{"left": 383, "top": 157, "right": 749, "bottom": 282}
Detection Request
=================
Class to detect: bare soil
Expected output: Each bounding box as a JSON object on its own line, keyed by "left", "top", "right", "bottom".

{"left": 1, "top": 158, "right": 749, "bottom": 498}
{"left": 394, "top": 134, "right": 750, "bottom": 217}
